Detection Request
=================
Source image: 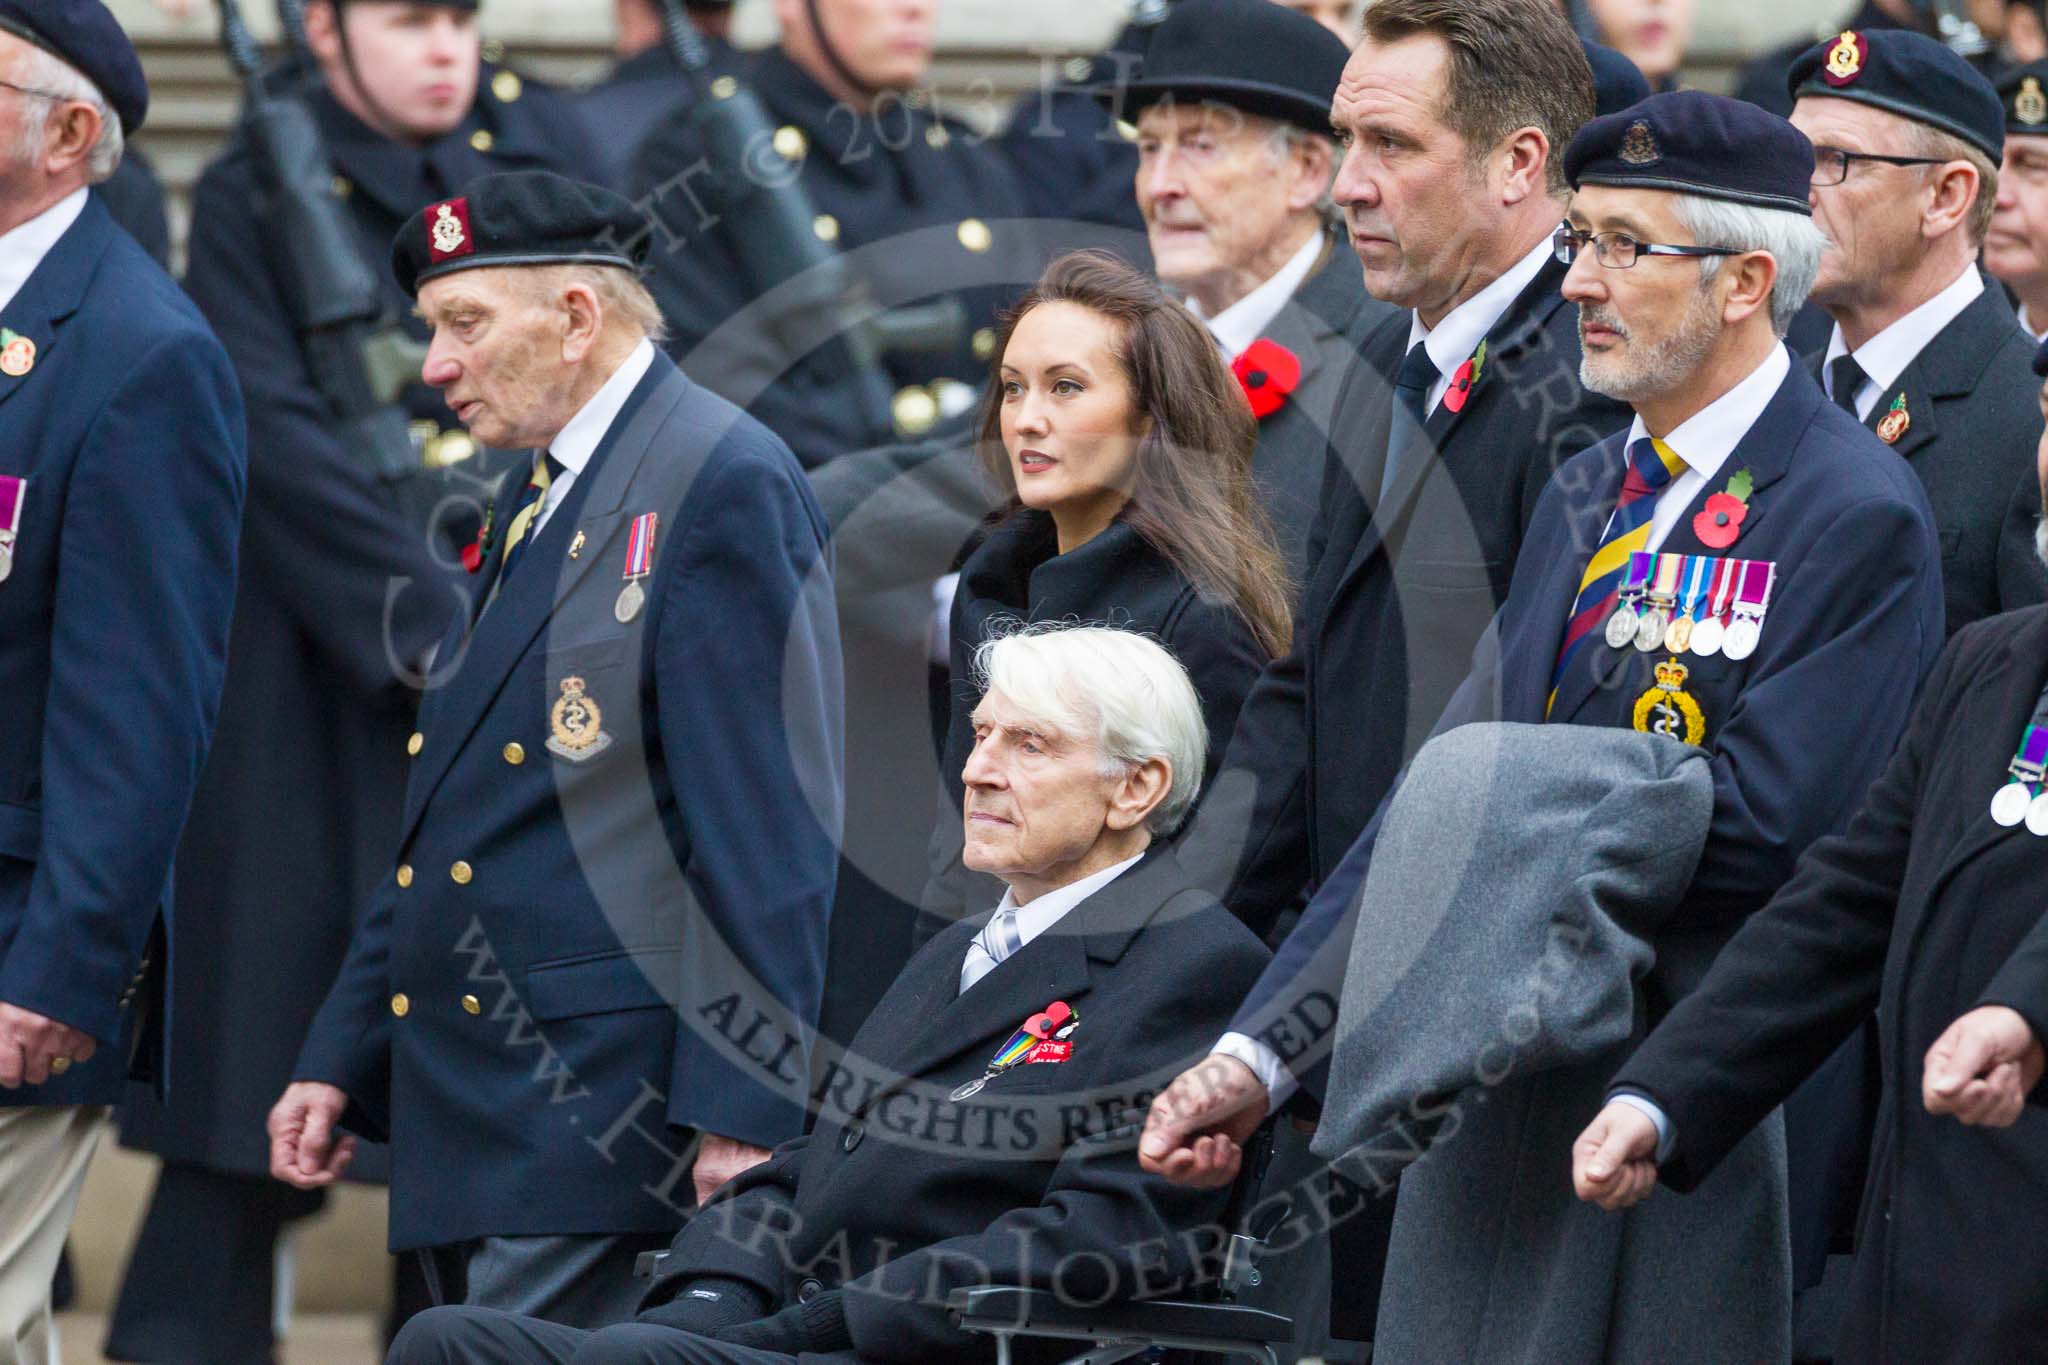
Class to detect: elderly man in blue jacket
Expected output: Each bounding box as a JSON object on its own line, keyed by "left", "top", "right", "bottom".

{"left": 0, "top": 0, "right": 246, "bottom": 1354}
{"left": 266, "top": 171, "right": 842, "bottom": 1328}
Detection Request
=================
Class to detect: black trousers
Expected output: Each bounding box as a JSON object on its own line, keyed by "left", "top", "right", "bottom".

{"left": 388, "top": 1307, "right": 800, "bottom": 1365}
{"left": 104, "top": 1163, "right": 324, "bottom": 1365}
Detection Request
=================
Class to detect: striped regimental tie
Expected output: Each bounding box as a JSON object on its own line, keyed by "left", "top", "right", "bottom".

{"left": 1547, "top": 435, "right": 1688, "bottom": 716}
{"left": 497, "top": 451, "right": 564, "bottom": 586}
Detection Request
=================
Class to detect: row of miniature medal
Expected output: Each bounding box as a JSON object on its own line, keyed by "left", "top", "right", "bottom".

{"left": 1605, "top": 551, "right": 1776, "bottom": 662}
{"left": 1989, "top": 711, "right": 2048, "bottom": 836}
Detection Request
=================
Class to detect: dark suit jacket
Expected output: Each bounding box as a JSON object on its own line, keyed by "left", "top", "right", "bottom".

{"left": 1248, "top": 233, "right": 1400, "bottom": 578}
{"left": 646, "top": 849, "right": 1270, "bottom": 1364}
{"left": 1817, "top": 276, "right": 2046, "bottom": 636}
{"left": 1237, "top": 357, "right": 1946, "bottom": 1103}
{"left": 1614, "top": 605, "right": 2048, "bottom": 1365}
{"left": 1179, "top": 252, "right": 1633, "bottom": 939}
{"left": 295, "top": 354, "right": 843, "bottom": 1250}
{"left": 0, "top": 194, "right": 247, "bottom": 1106}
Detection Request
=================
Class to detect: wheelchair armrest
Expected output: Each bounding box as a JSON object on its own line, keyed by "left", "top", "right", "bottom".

{"left": 634, "top": 1250, "right": 671, "bottom": 1280}
{"left": 946, "top": 1287, "right": 1292, "bottom": 1345}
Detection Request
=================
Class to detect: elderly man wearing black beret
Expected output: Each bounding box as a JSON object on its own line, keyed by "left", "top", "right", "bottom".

{"left": 265, "top": 170, "right": 842, "bottom": 1329}
{"left": 0, "top": 0, "right": 247, "bottom": 1357}
{"left": 1788, "top": 29, "right": 2045, "bottom": 637}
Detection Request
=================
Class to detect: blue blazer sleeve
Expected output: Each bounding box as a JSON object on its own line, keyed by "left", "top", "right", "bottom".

{"left": 656, "top": 444, "right": 844, "bottom": 1146}
{"left": 0, "top": 329, "right": 247, "bottom": 1043}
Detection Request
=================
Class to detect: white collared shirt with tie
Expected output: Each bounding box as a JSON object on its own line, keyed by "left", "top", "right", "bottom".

{"left": 958, "top": 854, "right": 1145, "bottom": 995}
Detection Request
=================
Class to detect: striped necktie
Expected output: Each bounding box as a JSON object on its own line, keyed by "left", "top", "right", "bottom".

{"left": 497, "top": 452, "right": 562, "bottom": 584}
{"left": 1547, "top": 435, "right": 1688, "bottom": 716}
{"left": 959, "top": 905, "right": 1024, "bottom": 994}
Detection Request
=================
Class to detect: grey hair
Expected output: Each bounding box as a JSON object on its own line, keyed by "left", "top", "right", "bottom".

{"left": 970, "top": 622, "right": 1208, "bottom": 837}
{"left": 517, "top": 263, "right": 670, "bottom": 344}
{"left": 11, "top": 41, "right": 123, "bottom": 184}
{"left": 1669, "top": 192, "right": 1829, "bottom": 337}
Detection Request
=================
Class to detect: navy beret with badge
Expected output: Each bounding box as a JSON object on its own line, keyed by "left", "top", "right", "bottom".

{"left": 392, "top": 170, "right": 651, "bottom": 297}
{"left": 1786, "top": 28, "right": 2003, "bottom": 161}
{"left": 0, "top": 0, "right": 148, "bottom": 134}
{"left": 1092, "top": 0, "right": 1351, "bottom": 137}
{"left": 1564, "top": 90, "right": 1816, "bottom": 214}
{"left": 2000, "top": 60, "right": 2048, "bottom": 138}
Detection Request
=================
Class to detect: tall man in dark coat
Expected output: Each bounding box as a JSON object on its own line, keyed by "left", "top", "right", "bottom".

{"left": 1146, "top": 0, "right": 1628, "bottom": 1341}
{"left": 630, "top": 0, "right": 1032, "bottom": 464}
{"left": 1574, "top": 341, "right": 2048, "bottom": 1365}
{"left": 385, "top": 624, "right": 1271, "bottom": 1365}
{"left": 265, "top": 172, "right": 842, "bottom": 1329}
{"left": 1145, "top": 90, "right": 1947, "bottom": 1356}
{"left": 110, "top": 5, "right": 609, "bottom": 1359}
{"left": 0, "top": 3, "right": 246, "bottom": 1356}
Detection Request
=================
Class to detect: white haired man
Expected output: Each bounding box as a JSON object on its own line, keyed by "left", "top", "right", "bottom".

{"left": 387, "top": 623, "right": 1271, "bottom": 1364}
{"left": 0, "top": 0, "right": 246, "bottom": 1356}
{"left": 1145, "top": 91, "right": 1946, "bottom": 1359}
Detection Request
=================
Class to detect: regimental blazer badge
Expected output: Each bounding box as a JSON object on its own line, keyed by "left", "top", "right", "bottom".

{"left": 546, "top": 675, "right": 613, "bottom": 761}
{"left": 1633, "top": 657, "right": 1707, "bottom": 747}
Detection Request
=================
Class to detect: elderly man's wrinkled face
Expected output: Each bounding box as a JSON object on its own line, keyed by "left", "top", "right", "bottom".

{"left": 1137, "top": 103, "right": 1328, "bottom": 313}
{"left": 960, "top": 689, "right": 1155, "bottom": 902}
{"left": 417, "top": 269, "right": 583, "bottom": 449}
{"left": 1561, "top": 185, "right": 1726, "bottom": 405}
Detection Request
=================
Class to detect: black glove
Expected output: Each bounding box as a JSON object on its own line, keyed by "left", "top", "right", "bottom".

{"left": 637, "top": 1275, "right": 772, "bottom": 1336}
{"left": 711, "top": 1290, "right": 853, "bottom": 1355}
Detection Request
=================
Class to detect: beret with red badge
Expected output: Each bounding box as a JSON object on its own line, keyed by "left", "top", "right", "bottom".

{"left": 1787, "top": 27, "right": 2003, "bottom": 162}
{"left": 392, "top": 170, "right": 651, "bottom": 297}
{"left": 0, "top": 0, "right": 148, "bottom": 134}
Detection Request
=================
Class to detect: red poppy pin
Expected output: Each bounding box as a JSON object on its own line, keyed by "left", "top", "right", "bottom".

{"left": 1232, "top": 338, "right": 1302, "bottom": 420}
{"left": 1693, "top": 467, "right": 1753, "bottom": 549}
{"left": 1442, "top": 339, "right": 1487, "bottom": 415}
{"left": 463, "top": 502, "right": 496, "bottom": 574}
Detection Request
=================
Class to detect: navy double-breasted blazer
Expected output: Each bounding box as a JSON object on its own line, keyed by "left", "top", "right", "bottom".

{"left": 0, "top": 193, "right": 247, "bottom": 1106}
{"left": 295, "top": 352, "right": 843, "bottom": 1250}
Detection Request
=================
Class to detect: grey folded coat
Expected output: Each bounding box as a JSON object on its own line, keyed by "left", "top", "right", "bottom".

{"left": 1310, "top": 721, "right": 1789, "bottom": 1364}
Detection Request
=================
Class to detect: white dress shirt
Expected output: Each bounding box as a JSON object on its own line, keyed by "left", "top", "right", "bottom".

{"left": 1406, "top": 233, "right": 1555, "bottom": 414}
{"left": 1187, "top": 230, "right": 1327, "bottom": 361}
{"left": 531, "top": 337, "right": 657, "bottom": 537}
{"left": 1822, "top": 265, "right": 1984, "bottom": 420}
{"left": 958, "top": 853, "right": 1145, "bottom": 995}
{"left": 0, "top": 188, "right": 88, "bottom": 312}
{"left": 1215, "top": 341, "right": 1794, "bottom": 1109}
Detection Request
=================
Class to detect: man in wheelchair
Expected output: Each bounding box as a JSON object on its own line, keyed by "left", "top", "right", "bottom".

{"left": 389, "top": 624, "right": 1273, "bottom": 1363}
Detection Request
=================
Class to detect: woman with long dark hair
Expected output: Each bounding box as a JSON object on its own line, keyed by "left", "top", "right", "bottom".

{"left": 922, "top": 249, "right": 1294, "bottom": 925}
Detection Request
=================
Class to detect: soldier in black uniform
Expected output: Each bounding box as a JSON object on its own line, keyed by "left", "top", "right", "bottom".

{"left": 575, "top": 0, "right": 737, "bottom": 191}
{"left": 106, "top": 5, "right": 603, "bottom": 1362}
{"left": 630, "top": 0, "right": 1033, "bottom": 465}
